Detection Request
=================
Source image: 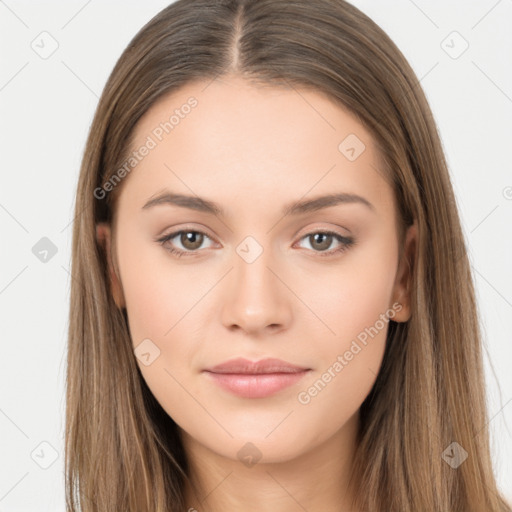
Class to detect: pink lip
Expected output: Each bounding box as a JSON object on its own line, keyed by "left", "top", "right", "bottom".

{"left": 202, "top": 357, "right": 311, "bottom": 398}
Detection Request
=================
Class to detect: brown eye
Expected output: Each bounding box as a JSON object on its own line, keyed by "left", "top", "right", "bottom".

{"left": 296, "top": 230, "right": 355, "bottom": 257}
{"left": 179, "top": 231, "right": 204, "bottom": 250}
{"left": 308, "top": 232, "right": 334, "bottom": 252}
{"left": 157, "top": 229, "right": 215, "bottom": 257}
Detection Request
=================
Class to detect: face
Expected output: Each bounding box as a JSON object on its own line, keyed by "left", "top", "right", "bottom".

{"left": 97, "top": 75, "right": 415, "bottom": 465}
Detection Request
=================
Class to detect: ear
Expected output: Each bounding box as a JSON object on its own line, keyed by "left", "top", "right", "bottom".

{"left": 96, "top": 222, "right": 125, "bottom": 309}
{"left": 390, "top": 221, "right": 417, "bottom": 322}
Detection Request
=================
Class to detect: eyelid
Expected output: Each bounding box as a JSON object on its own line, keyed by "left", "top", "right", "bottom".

{"left": 156, "top": 225, "right": 218, "bottom": 250}
{"left": 294, "top": 221, "right": 351, "bottom": 237}
{"left": 156, "top": 224, "right": 216, "bottom": 241}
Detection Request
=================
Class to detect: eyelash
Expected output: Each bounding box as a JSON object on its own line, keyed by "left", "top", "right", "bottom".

{"left": 157, "top": 228, "right": 355, "bottom": 259}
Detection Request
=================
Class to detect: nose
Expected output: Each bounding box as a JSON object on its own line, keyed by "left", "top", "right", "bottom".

{"left": 220, "top": 244, "right": 293, "bottom": 336}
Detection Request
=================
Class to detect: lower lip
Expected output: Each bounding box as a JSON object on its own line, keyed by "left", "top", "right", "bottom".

{"left": 203, "top": 370, "right": 310, "bottom": 398}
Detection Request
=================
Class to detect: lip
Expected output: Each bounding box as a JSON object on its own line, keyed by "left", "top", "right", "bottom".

{"left": 205, "top": 357, "right": 309, "bottom": 374}
{"left": 202, "top": 357, "right": 311, "bottom": 398}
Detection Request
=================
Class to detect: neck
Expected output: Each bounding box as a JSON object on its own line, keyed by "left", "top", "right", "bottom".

{"left": 181, "top": 411, "right": 361, "bottom": 512}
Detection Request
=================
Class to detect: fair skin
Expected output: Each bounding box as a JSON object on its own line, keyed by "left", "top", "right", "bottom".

{"left": 97, "top": 75, "right": 416, "bottom": 512}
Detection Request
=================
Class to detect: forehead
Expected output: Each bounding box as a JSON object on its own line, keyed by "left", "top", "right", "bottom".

{"left": 120, "top": 75, "right": 393, "bottom": 218}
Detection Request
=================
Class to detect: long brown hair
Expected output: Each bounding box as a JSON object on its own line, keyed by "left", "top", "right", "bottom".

{"left": 65, "top": 0, "right": 511, "bottom": 510}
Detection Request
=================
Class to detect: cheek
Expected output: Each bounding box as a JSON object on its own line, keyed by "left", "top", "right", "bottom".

{"left": 117, "top": 243, "right": 206, "bottom": 425}
{"left": 296, "top": 283, "right": 391, "bottom": 409}
{"left": 297, "top": 230, "right": 398, "bottom": 354}
{"left": 117, "top": 236, "right": 199, "bottom": 346}
{"left": 292, "top": 233, "right": 398, "bottom": 418}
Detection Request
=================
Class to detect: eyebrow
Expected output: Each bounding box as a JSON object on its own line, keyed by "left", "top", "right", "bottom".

{"left": 142, "top": 190, "right": 375, "bottom": 217}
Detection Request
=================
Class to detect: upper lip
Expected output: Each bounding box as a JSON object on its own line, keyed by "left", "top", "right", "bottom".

{"left": 204, "top": 357, "right": 310, "bottom": 374}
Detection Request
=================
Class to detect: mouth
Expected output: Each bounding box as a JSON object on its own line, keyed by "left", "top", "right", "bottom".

{"left": 202, "top": 357, "right": 311, "bottom": 398}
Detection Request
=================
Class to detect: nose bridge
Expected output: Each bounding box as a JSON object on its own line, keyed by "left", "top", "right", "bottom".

{"left": 220, "top": 234, "right": 291, "bottom": 333}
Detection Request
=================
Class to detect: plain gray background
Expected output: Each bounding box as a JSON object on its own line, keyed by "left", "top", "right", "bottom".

{"left": 0, "top": 1, "right": 511, "bottom": 510}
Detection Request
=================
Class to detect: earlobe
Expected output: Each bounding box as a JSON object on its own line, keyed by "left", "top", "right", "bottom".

{"left": 391, "top": 221, "right": 417, "bottom": 323}
{"left": 96, "top": 222, "right": 126, "bottom": 309}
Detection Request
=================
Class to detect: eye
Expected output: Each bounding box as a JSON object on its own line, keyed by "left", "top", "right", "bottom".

{"left": 295, "top": 230, "right": 354, "bottom": 257}
{"left": 157, "top": 229, "right": 215, "bottom": 258}
{"left": 157, "top": 228, "right": 355, "bottom": 259}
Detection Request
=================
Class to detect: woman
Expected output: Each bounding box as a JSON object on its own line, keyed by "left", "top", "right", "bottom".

{"left": 65, "top": 0, "right": 511, "bottom": 510}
